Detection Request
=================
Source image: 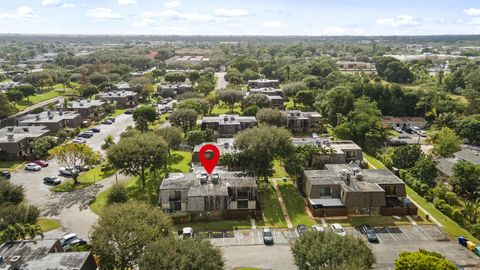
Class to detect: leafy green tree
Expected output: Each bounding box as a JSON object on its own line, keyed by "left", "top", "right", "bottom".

{"left": 101, "top": 135, "right": 115, "bottom": 150}
{"left": 88, "top": 73, "right": 109, "bottom": 85}
{"left": 244, "top": 93, "right": 271, "bottom": 108}
{"left": 449, "top": 161, "right": 480, "bottom": 200}
{"left": 392, "top": 145, "right": 422, "bottom": 169}
{"left": 225, "top": 67, "right": 243, "bottom": 85}
{"left": 394, "top": 249, "right": 456, "bottom": 270}
{"left": 316, "top": 86, "right": 354, "bottom": 126}
{"left": 384, "top": 61, "right": 415, "bottom": 83}
{"left": 195, "top": 78, "right": 215, "bottom": 95}
{"left": 169, "top": 109, "right": 198, "bottom": 133}
{"left": 430, "top": 127, "right": 461, "bottom": 157}
{"left": 242, "top": 68, "right": 260, "bottom": 81}
{"left": 156, "top": 126, "right": 183, "bottom": 155}
{"left": 243, "top": 104, "right": 259, "bottom": 116}
{"left": 15, "top": 84, "right": 35, "bottom": 101}
{"left": 284, "top": 145, "right": 328, "bottom": 179}
{"left": 164, "top": 72, "right": 187, "bottom": 83}
{"left": 107, "top": 183, "right": 128, "bottom": 205}
{"left": 107, "top": 132, "right": 168, "bottom": 188}
{"left": 456, "top": 114, "right": 480, "bottom": 144}
{"left": 177, "top": 98, "right": 209, "bottom": 115}
{"left": 292, "top": 231, "right": 375, "bottom": 270}
{"left": 133, "top": 106, "right": 157, "bottom": 132}
{"left": 0, "top": 179, "right": 24, "bottom": 205}
{"left": 1, "top": 223, "right": 43, "bottom": 242}
{"left": 235, "top": 125, "right": 294, "bottom": 181}
{"left": 256, "top": 108, "right": 287, "bottom": 126}
{"left": 205, "top": 94, "right": 219, "bottom": 115}
{"left": 0, "top": 204, "right": 40, "bottom": 230}
{"left": 52, "top": 144, "right": 101, "bottom": 185}
{"left": 151, "top": 69, "right": 166, "bottom": 80}
{"left": 139, "top": 238, "right": 225, "bottom": 270}
{"left": 32, "top": 136, "right": 57, "bottom": 158}
{"left": 0, "top": 93, "right": 16, "bottom": 119}
{"left": 185, "top": 130, "right": 207, "bottom": 146}
{"left": 6, "top": 89, "right": 23, "bottom": 107}
{"left": 90, "top": 202, "right": 172, "bottom": 270}
{"left": 282, "top": 81, "right": 307, "bottom": 108}
{"left": 374, "top": 56, "right": 399, "bottom": 77}
{"left": 80, "top": 85, "right": 99, "bottom": 98}
{"left": 294, "top": 90, "right": 316, "bottom": 108}
{"left": 409, "top": 155, "right": 438, "bottom": 187}
{"left": 230, "top": 56, "right": 258, "bottom": 72}
{"left": 217, "top": 90, "right": 244, "bottom": 113}
{"left": 188, "top": 71, "right": 201, "bottom": 84}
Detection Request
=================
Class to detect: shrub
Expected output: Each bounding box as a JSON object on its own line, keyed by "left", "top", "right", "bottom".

{"left": 107, "top": 184, "right": 128, "bottom": 204}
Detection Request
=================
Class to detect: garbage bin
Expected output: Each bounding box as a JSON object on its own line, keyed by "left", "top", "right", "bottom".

{"left": 467, "top": 241, "right": 476, "bottom": 251}
{"left": 458, "top": 236, "right": 466, "bottom": 246}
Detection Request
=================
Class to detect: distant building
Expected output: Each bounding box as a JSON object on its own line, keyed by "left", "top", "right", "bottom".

{"left": 436, "top": 148, "right": 480, "bottom": 177}
{"left": 96, "top": 90, "right": 139, "bottom": 109}
{"left": 301, "top": 163, "right": 416, "bottom": 217}
{"left": 158, "top": 170, "right": 259, "bottom": 219}
{"left": 0, "top": 239, "right": 97, "bottom": 270}
{"left": 283, "top": 110, "right": 322, "bottom": 132}
{"left": 165, "top": 55, "right": 210, "bottom": 67}
{"left": 200, "top": 114, "right": 256, "bottom": 137}
{"left": 0, "top": 125, "right": 49, "bottom": 160}
{"left": 336, "top": 61, "right": 376, "bottom": 71}
{"left": 68, "top": 99, "right": 106, "bottom": 120}
{"left": 157, "top": 83, "right": 193, "bottom": 97}
{"left": 192, "top": 138, "right": 241, "bottom": 169}
{"left": 248, "top": 88, "right": 284, "bottom": 109}
{"left": 382, "top": 116, "right": 427, "bottom": 129}
{"left": 0, "top": 81, "right": 21, "bottom": 92}
{"left": 18, "top": 111, "right": 82, "bottom": 134}
{"left": 247, "top": 79, "right": 279, "bottom": 89}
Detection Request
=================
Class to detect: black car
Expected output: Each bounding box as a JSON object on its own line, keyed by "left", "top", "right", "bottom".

{"left": 101, "top": 120, "right": 113, "bottom": 125}
{"left": 404, "top": 127, "right": 414, "bottom": 134}
{"left": 78, "top": 132, "right": 93, "bottom": 138}
{"left": 43, "top": 176, "right": 61, "bottom": 185}
{"left": 1, "top": 171, "right": 11, "bottom": 179}
{"left": 107, "top": 117, "right": 116, "bottom": 122}
{"left": 89, "top": 128, "right": 101, "bottom": 133}
{"left": 360, "top": 225, "right": 379, "bottom": 243}
{"left": 63, "top": 238, "right": 87, "bottom": 251}
{"left": 296, "top": 224, "right": 308, "bottom": 236}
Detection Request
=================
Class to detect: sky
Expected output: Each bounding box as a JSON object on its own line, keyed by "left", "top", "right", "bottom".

{"left": 1, "top": 0, "right": 480, "bottom": 35}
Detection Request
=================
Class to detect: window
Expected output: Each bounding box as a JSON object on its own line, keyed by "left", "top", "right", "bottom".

{"left": 237, "top": 189, "right": 249, "bottom": 200}
{"left": 170, "top": 201, "right": 181, "bottom": 210}
{"left": 384, "top": 186, "right": 397, "bottom": 196}
{"left": 237, "top": 200, "right": 248, "bottom": 209}
{"left": 320, "top": 187, "right": 331, "bottom": 197}
{"left": 169, "top": 190, "right": 181, "bottom": 201}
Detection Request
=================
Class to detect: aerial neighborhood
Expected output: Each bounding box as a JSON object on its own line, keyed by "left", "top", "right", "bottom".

{"left": 2, "top": 3, "right": 480, "bottom": 269}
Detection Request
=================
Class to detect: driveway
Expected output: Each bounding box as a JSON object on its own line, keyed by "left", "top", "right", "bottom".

{"left": 222, "top": 245, "right": 296, "bottom": 270}
{"left": 215, "top": 72, "right": 227, "bottom": 90}
{"left": 9, "top": 113, "right": 134, "bottom": 240}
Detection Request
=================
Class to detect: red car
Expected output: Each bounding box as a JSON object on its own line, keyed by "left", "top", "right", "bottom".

{"left": 33, "top": 160, "right": 49, "bottom": 167}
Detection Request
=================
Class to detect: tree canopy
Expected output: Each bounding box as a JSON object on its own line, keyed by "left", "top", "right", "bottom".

{"left": 394, "top": 249, "right": 456, "bottom": 270}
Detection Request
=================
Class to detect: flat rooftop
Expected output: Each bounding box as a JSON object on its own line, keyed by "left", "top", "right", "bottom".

{"left": 97, "top": 90, "right": 137, "bottom": 98}
{"left": 201, "top": 114, "right": 256, "bottom": 124}
{"left": 0, "top": 126, "right": 48, "bottom": 143}
{"left": 19, "top": 111, "right": 80, "bottom": 124}
{"left": 193, "top": 138, "right": 236, "bottom": 155}
{"left": 69, "top": 99, "right": 105, "bottom": 108}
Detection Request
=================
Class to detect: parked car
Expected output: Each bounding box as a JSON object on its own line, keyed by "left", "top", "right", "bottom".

{"left": 359, "top": 225, "right": 378, "bottom": 243}
{"left": 404, "top": 127, "right": 414, "bottom": 134}
{"left": 296, "top": 224, "right": 308, "bottom": 236}
{"left": 1, "top": 171, "right": 11, "bottom": 179}
{"left": 43, "top": 176, "right": 61, "bottom": 185}
{"left": 33, "top": 160, "right": 49, "bottom": 167}
{"left": 59, "top": 167, "right": 77, "bottom": 176}
{"left": 59, "top": 233, "right": 78, "bottom": 247}
{"left": 63, "top": 238, "right": 87, "bottom": 251}
{"left": 101, "top": 119, "right": 113, "bottom": 125}
{"left": 331, "top": 223, "right": 346, "bottom": 236}
{"left": 107, "top": 117, "right": 116, "bottom": 122}
{"left": 393, "top": 126, "right": 403, "bottom": 133}
{"left": 125, "top": 108, "right": 134, "bottom": 114}
{"left": 25, "top": 163, "right": 42, "bottom": 171}
{"left": 312, "top": 225, "right": 325, "bottom": 233}
{"left": 89, "top": 128, "right": 101, "bottom": 133}
{"left": 263, "top": 227, "right": 274, "bottom": 245}
{"left": 182, "top": 227, "right": 193, "bottom": 239}
{"left": 78, "top": 131, "right": 94, "bottom": 138}
{"left": 411, "top": 126, "right": 420, "bottom": 132}
{"left": 72, "top": 138, "right": 87, "bottom": 144}
{"left": 416, "top": 130, "right": 427, "bottom": 137}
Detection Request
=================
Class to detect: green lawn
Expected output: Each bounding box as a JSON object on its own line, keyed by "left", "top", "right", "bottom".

{"left": 259, "top": 182, "right": 287, "bottom": 228}
{"left": 276, "top": 180, "right": 316, "bottom": 227}
{"left": 16, "top": 90, "right": 66, "bottom": 110}
{"left": 363, "top": 152, "right": 387, "bottom": 169}
{"left": 168, "top": 150, "right": 192, "bottom": 173}
{"left": 0, "top": 161, "right": 24, "bottom": 171}
{"left": 175, "top": 220, "right": 253, "bottom": 231}
{"left": 51, "top": 164, "right": 116, "bottom": 192}
{"left": 211, "top": 103, "right": 241, "bottom": 115}
{"left": 272, "top": 160, "right": 288, "bottom": 179}
{"left": 37, "top": 218, "right": 61, "bottom": 232}
{"left": 108, "top": 109, "right": 127, "bottom": 117}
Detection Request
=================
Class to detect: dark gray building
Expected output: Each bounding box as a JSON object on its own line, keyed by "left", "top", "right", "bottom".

{"left": 157, "top": 83, "right": 193, "bottom": 97}
{"left": 96, "top": 90, "right": 139, "bottom": 109}
{"left": 18, "top": 111, "right": 82, "bottom": 134}
{"left": 200, "top": 114, "right": 256, "bottom": 137}
{"left": 0, "top": 126, "right": 49, "bottom": 160}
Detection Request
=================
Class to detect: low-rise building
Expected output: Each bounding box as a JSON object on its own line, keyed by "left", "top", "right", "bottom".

{"left": 68, "top": 99, "right": 106, "bottom": 120}
{"left": 18, "top": 111, "right": 82, "bottom": 134}
{"left": 301, "top": 163, "right": 416, "bottom": 217}
{"left": 200, "top": 114, "right": 256, "bottom": 137}
{"left": 192, "top": 138, "right": 236, "bottom": 163}
{"left": 436, "top": 148, "right": 480, "bottom": 177}
{"left": 247, "top": 79, "right": 279, "bottom": 89}
{"left": 157, "top": 83, "right": 193, "bottom": 97}
{"left": 336, "top": 61, "right": 376, "bottom": 71}
{"left": 0, "top": 240, "right": 97, "bottom": 270}
{"left": 284, "top": 110, "right": 322, "bottom": 132}
{"left": 0, "top": 126, "right": 49, "bottom": 160}
{"left": 96, "top": 90, "right": 139, "bottom": 109}
{"left": 158, "top": 170, "right": 259, "bottom": 220}
{"left": 165, "top": 55, "right": 210, "bottom": 67}
{"left": 382, "top": 116, "right": 427, "bottom": 129}
{"left": 248, "top": 88, "right": 284, "bottom": 109}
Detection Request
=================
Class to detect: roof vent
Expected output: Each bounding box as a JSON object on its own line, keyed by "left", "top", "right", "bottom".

{"left": 355, "top": 173, "right": 364, "bottom": 181}
{"left": 35, "top": 115, "right": 41, "bottom": 121}
{"left": 108, "top": 92, "right": 113, "bottom": 96}
{"left": 199, "top": 173, "right": 208, "bottom": 184}
{"left": 230, "top": 116, "right": 235, "bottom": 121}
{"left": 211, "top": 173, "right": 220, "bottom": 184}
{"left": 22, "top": 127, "right": 29, "bottom": 132}
{"left": 59, "top": 110, "right": 63, "bottom": 116}
{"left": 48, "top": 114, "right": 54, "bottom": 120}
{"left": 7, "top": 134, "right": 14, "bottom": 141}
{"left": 9, "top": 255, "right": 22, "bottom": 270}
{"left": 7, "top": 127, "right": 14, "bottom": 132}
{"left": 87, "top": 99, "right": 91, "bottom": 103}
{"left": 224, "top": 116, "right": 229, "bottom": 122}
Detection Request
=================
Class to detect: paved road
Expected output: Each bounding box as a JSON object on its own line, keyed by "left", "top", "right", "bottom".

{"left": 222, "top": 245, "right": 296, "bottom": 270}
{"left": 9, "top": 113, "right": 134, "bottom": 240}
{"left": 215, "top": 72, "right": 227, "bottom": 90}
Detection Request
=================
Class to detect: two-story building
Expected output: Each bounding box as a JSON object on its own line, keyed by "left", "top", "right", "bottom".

{"left": 283, "top": 110, "right": 322, "bottom": 132}
{"left": 382, "top": 116, "right": 428, "bottom": 129}
{"left": 158, "top": 170, "right": 259, "bottom": 220}
{"left": 18, "top": 111, "right": 82, "bottom": 134}
{"left": 68, "top": 99, "right": 106, "bottom": 120}
{"left": 96, "top": 90, "right": 139, "bottom": 109}
{"left": 200, "top": 114, "right": 256, "bottom": 137}
{"left": 247, "top": 79, "right": 279, "bottom": 89}
{"left": 301, "top": 163, "right": 416, "bottom": 217}
{"left": 157, "top": 83, "right": 193, "bottom": 98}
{"left": 0, "top": 126, "right": 49, "bottom": 160}
{"left": 436, "top": 148, "right": 480, "bottom": 177}
{"left": 248, "top": 88, "right": 284, "bottom": 109}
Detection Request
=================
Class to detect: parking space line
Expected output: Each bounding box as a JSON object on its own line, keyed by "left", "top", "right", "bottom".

{"left": 433, "top": 225, "right": 443, "bottom": 235}
{"left": 386, "top": 228, "right": 397, "bottom": 241}
{"left": 412, "top": 226, "right": 428, "bottom": 240}
{"left": 375, "top": 230, "right": 383, "bottom": 241}
{"left": 252, "top": 229, "right": 255, "bottom": 245}
{"left": 399, "top": 227, "right": 412, "bottom": 241}
{"left": 257, "top": 230, "right": 262, "bottom": 244}
{"left": 223, "top": 233, "right": 225, "bottom": 246}
{"left": 418, "top": 226, "right": 433, "bottom": 240}
{"left": 272, "top": 230, "right": 278, "bottom": 244}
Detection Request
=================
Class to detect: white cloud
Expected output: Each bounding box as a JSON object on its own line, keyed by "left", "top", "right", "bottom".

{"left": 226, "top": 23, "right": 242, "bottom": 27}
{"left": 161, "top": 9, "right": 214, "bottom": 22}
{"left": 86, "top": 8, "right": 123, "bottom": 21}
{"left": 41, "top": 0, "right": 62, "bottom": 6}
{"left": 132, "top": 11, "right": 160, "bottom": 27}
{"left": 263, "top": 20, "right": 283, "bottom": 28}
{"left": 117, "top": 0, "right": 137, "bottom": 6}
{"left": 164, "top": 1, "right": 180, "bottom": 9}
{"left": 376, "top": 15, "right": 419, "bottom": 27}
{"left": 0, "top": 6, "right": 38, "bottom": 19}
{"left": 464, "top": 8, "right": 480, "bottom": 16}
{"left": 214, "top": 8, "right": 249, "bottom": 17}
{"left": 61, "top": 3, "right": 75, "bottom": 8}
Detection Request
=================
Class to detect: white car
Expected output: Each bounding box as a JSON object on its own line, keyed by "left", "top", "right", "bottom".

{"left": 312, "top": 225, "right": 325, "bottom": 233}
{"left": 416, "top": 130, "right": 427, "bottom": 137}
{"left": 72, "top": 138, "right": 87, "bottom": 144}
{"left": 410, "top": 126, "right": 420, "bottom": 131}
{"left": 331, "top": 223, "right": 346, "bottom": 237}
{"left": 59, "top": 167, "right": 77, "bottom": 176}
{"left": 25, "top": 163, "right": 42, "bottom": 171}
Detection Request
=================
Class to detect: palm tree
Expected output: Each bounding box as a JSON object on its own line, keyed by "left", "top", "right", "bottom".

{"left": 1, "top": 223, "right": 44, "bottom": 242}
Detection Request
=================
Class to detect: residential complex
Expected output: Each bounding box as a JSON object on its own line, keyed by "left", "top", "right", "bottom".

{"left": 68, "top": 99, "right": 106, "bottom": 120}
{"left": 247, "top": 79, "right": 280, "bottom": 89}
{"left": 0, "top": 126, "right": 49, "bottom": 160}
{"left": 436, "top": 148, "right": 480, "bottom": 177}
{"left": 200, "top": 114, "right": 256, "bottom": 137}
{"left": 382, "top": 116, "right": 428, "bottom": 129}
{"left": 284, "top": 110, "right": 322, "bottom": 132}
{"left": 96, "top": 90, "right": 139, "bottom": 108}
{"left": 248, "top": 88, "right": 284, "bottom": 108}
{"left": 157, "top": 83, "right": 193, "bottom": 97}
{"left": 18, "top": 111, "right": 82, "bottom": 134}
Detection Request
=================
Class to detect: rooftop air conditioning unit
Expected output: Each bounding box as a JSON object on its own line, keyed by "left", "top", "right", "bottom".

{"left": 22, "top": 127, "right": 29, "bottom": 132}
{"left": 59, "top": 110, "right": 63, "bottom": 116}
{"left": 199, "top": 173, "right": 208, "bottom": 184}
{"left": 9, "top": 256, "right": 22, "bottom": 270}
{"left": 108, "top": 92, "right": 113, "bottom": 96}
{"left": 230, "top": 116, "right": 235, "bottom": 121}
{"left": 224, "top": 116, "right": 229, "bottom": 122}
{"left": 211, "top": 173, "right": 220, "bottom": 184}
{"left": 355, "top": 173, "right": 364, "bottom": 181}
{"left": 48, "top": 115, "right": 54, "bottom": 120}
{"left": 7, "top": 127, "right": 14, "bottom": 132}
{"left": 7, "top": 134, "right": 14, "bottom": 141}
{"left": 35, "top": 115, "right": 41, "bottom": 121}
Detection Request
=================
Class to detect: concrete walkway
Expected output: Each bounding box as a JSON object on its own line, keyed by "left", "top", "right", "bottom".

{"left": 271, "top": 179, "right": 293, "bottom": 229}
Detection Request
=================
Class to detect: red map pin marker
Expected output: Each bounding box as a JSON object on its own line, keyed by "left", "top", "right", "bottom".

{"left": 199, "top": 144, "right": 220, "bottom": 174}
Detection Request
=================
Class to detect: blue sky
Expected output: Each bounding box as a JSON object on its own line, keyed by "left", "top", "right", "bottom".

{"left": 0, "top": 0, "right": 480, "bottom": 35}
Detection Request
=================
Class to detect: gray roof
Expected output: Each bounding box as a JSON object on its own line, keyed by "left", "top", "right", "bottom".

{"left": 436, "top": 149, "right": 480, "bottom": 177}
{"left": 436, "top": 157, "right": 456, "bottom": 177}
{"left": 97, "top": 90, "right": 137, "bottom": 98}
{"left": 291, "top": 137, "right": 360, "bottom": 153}
{"left": 69, "top": 99, "right": 105, "bottom": 109}
{"left": 193, "top": 138, "right": 237, "bottom": 155}
{"left": 284, "top": 110, "right": 321, "bottom": 119}
{"left": 455, "top": 149, "right": 480, "bottom": 165}
{"left": 309, "top": 198, "right": 344, "bottom": 207}
{"left": 201, "top": 114, "right": 256, "bottom": 124}
{"left": 0, "top": 126, "right": 48, "bottom": 143}
{"left": 19, "top": 111, "right": 80, "bottom": 124}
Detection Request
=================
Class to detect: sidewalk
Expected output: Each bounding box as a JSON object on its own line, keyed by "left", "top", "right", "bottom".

{"left": 271, "top": 179, "right": 293, "bottom": 229}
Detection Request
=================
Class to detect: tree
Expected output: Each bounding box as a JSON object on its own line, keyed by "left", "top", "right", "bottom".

{"left": 317, "top": 86, "right": 355, "bottom": 126}
{"left": 456, "top": 114, "right": 480, "bottom": 144}
{"left": 139, "top": 238, "right": 224, "bottom": 270}
{"left": 205, "top": 94, "right": 219, "bottom": 115}
{"left": 15, "top": 84, "right": 35, "bottom": 101}
{"left": 243, "top": 105, "right": 259, "bottom": 116}
{"left": 394, "top": 249, "right": 456, "bottom": 270}
{"left": 133, "top": 106, "right": 157, "bottom": 132}
{"left": 6, "top": 89, "right": 23, "bottom": 107}
{"left": 32, "top": 136, "right": 57, "bottom": 158}
{"left": 164, "top": 72, "right": 187, "bottom": 83}
{"left": 374, "top": 56, "right": 399, "bottom": 77}
{"left": 188, "top": 70, "right": 201, "bottom": 84}
{"left": 409, "top": 155, "right": 438, "bottom": 187}
{"left": 235, "top": 125, "right": 294, "bottom": 181}
{"left": 90, "top": 202, "right": 172, "bottom": 270}
{"left": 284, "top": 145, "right": 327, "bottom": 179}
{"left": 52, "top": 144, "right": 101, "bottom": 185}
{"left": 107, "top": 183, "right": 128, "bottom": 205}
{"left": 430, "top": 127, "right": 461, "bottom": 157}
{"left": 282, "top": 82, "right": 307, "bottom": 108}
{"left": 88, "top": 73, "right": 109, "bottom": 85}
{"left": 177, "top": 98, "right": 209, "bottom": 115}
{"left": 294, "top": 90, "right": 316, "bottom": 108}
{"left": 80, "top": 85, "right": 99, "bottom": 98}
{"left": 217, "top": 90, "right": 244, "bottom": 113}
{"left": 185, "top": 130, "right": 207, "bottom": 146}
{"left": 0, "top": 93, "right": 16, "bottom": 119}
{"left": 384, "top": 61, "right": 414, "bottom": 83}
{"left": 195, "top": 78, "right": 215, "bottom": 95}
{"left": 169, "top": 109, "right": 198, "bottom": 133}
{"left": 256, "top": 108, "right": 287, "bottom": 126}
{"left": 449, "top": 161, "right": 480, "bottom": 200}
{"left": 244, "top": 93, "right": 271, "bottom": 108}
{"left": 151, "top": 69, "right": 166, "bottom": 80}
{"left": 0, "top": 179, "right": 24, "bottom": 205}
{"left": 292, "top": 231, "right": 375, "bottom": 270}
{"left": 391, "top": 145, "right": 422, "bottom": 169}
{"left": 107, "top": 132, "right": 168, "bottom": 188}
{"left": 156, "top": 126, "right": 183, "bottom": 155}
{"left": 101, "top": 135, "right": 115, "bottom": 150}
{"left": 1, "top": 223, "right": 43, "bottom": 242}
